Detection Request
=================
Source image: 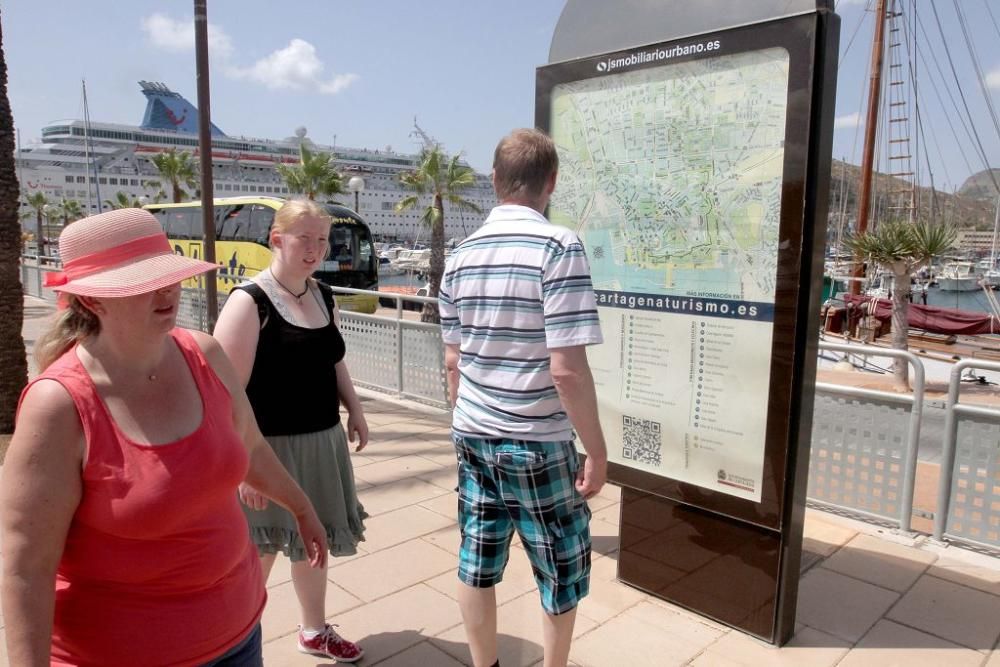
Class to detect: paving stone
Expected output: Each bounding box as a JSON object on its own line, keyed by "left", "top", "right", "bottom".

{"left": 333, "top": 539, "right": 456, "bottom": 602}
{"left": 795, "top": 568, "right": 898, "bottom": 643}
{"left": 888, "top": 575, "right": 1000, "bottom": 650}
{"left": 693, "top": 626, "right": 849, "bottom": 667}
{"left": 362, "top": 504, "right": 456, "bottom": 553}
{"left": 838, "top": 619, "right": 984, "bottom": 667}
{"left": 262, "top": 584, "right": 462, "bottom": 666}
{"left": 820, "top": 533, "right": 936, "bottom": 592}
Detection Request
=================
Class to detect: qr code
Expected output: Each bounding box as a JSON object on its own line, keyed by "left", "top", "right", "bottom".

{"left": 622, "top": 415, "right": 662, "bottom": 466}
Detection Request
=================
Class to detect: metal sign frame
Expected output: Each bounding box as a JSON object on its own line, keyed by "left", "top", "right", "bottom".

{"left": 536, "top": 7, "right": 839, "bottom": 645}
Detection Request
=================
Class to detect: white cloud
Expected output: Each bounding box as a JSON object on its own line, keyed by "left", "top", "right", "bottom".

{"left": 834, "top": 112, "right": 861, "bottom": 129}
{"left": 140, "top": 13, "right": 233, "bottom": 58}
{"left": 987, "top": 67, "right": 1000, "bottom": 89}
{"left": 229, "top": 39, "right": 359, "bottom": 95}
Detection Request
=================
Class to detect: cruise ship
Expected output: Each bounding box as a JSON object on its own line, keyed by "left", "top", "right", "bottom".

{"left": 15, "top": 81, "right": 496, "bottom": 242}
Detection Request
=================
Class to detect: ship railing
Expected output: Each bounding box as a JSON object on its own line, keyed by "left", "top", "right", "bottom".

{"left": 810, "top": 341, "right": 926, "bottom": 533}
{"left": 933, "top": 359, "right": 1000, "bottom": 551}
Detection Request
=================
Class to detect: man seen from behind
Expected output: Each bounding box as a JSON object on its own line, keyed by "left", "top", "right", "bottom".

{"left": 439, "top": 128, "right": 608, "bottom": 667}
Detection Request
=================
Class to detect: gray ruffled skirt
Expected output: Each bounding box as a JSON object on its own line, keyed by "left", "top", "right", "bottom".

{"left": 245, "top": 423, "right": 367, "bottom": 561}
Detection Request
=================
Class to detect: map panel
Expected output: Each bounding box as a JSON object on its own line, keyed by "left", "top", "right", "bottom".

{"left": 547, "top": 47, "right": 791, "bottom": 501}
{"left": 550, "top": 47, "right": 790, "bottom": 305}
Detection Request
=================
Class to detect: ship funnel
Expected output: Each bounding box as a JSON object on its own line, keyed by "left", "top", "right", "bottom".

{"left": 138, "top": 81, "right": 226, "bottom": 137}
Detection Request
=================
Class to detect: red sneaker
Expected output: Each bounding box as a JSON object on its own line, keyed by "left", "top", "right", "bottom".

{"left": 297, "top": 624, "right": 364, "bottom": 663}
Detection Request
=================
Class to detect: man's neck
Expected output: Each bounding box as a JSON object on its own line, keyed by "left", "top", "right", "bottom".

{"left": 499, "top": 198, "right": 547, "bottom": 215}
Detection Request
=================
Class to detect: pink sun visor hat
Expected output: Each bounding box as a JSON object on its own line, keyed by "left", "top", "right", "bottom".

{"left": 43, "top": 208, "right": 216, "bottom": 297}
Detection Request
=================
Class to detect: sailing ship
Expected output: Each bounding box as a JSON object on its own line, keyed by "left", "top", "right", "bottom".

{"left": 821, "top": 0, "right": 1000, "bottom": 377}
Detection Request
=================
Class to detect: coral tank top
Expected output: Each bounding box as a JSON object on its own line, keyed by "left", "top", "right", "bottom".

{"left": 20, "top": 329, "right": 264, "bottom": 666}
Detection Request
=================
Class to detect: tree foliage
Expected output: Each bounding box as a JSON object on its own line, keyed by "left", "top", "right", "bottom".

{"left": 396, "top": 146, "right": 481, "bottom": 322}
{"left": 276, "top": 143, "right": 343, "bottom": 201}
{"left": 151, "top": 149, "right": 198, "bottom": 203}
{"left": 0, "top": 12, "right": 29, "bottom": 431}
{"left": 59, "top": 198, "right": 83, "bottom": 225}
{"left": 845, "top": 219, "right": 956, "bottom": 385}
{"left": 104, "top": 191, "right": 142, "bottom": 210}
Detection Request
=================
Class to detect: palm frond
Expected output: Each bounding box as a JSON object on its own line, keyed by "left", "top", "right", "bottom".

{"left": 419, "top": 206, "right": 436, "bottom": 227}
{"left": 446, "top": 193, "right": 482, "bottom": 214}
{"left": 395, "top": 195, "right": 421, "bottom": 212}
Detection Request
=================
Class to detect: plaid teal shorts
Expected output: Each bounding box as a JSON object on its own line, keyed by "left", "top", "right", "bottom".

{"left": 454, "top": 435, "right": 592, "bottom": 615}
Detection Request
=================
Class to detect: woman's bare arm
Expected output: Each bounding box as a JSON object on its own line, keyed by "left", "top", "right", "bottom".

{"left": 1, "top": 381, "right": 84, "bottom": 666}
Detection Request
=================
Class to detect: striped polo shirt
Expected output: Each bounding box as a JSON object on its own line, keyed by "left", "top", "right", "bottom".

{"left": 439, "top": 204, "right": 603, "bottom": 441}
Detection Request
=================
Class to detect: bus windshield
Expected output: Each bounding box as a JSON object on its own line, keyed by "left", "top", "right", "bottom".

{"left": 316, "top": 203, "right": 375, "bottom": 290}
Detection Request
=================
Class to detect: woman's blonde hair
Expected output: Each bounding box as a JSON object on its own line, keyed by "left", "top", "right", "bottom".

{"left": 271, "top": 198, "right": 332, "bottom": 239}
{"left": 35, "top": 296, "right": 100, "bottom": 371}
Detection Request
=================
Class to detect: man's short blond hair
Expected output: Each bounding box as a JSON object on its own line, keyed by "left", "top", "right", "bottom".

{"left": 492, "top": 129, "right": 559, "bottom": 202}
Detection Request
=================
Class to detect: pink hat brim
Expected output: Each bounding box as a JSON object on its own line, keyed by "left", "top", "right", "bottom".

{"left": 51, "top": 253, "right": 218, "bottom": 297}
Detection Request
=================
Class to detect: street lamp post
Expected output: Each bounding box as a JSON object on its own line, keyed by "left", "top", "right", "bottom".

{"left": 39, "top": 204, "right": 52, "bottom": 258}
{"left": 347, "top": 175, "right": 365, "bottom": 213}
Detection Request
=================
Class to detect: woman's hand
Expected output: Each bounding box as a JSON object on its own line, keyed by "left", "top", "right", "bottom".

{"left": 346, "top": 411, "right": 369, "bottom": 452}
{"left": 295, "top": 506, "right": 329, "bottom": 569}
{"left": 238, "top": 482, "right": 269, "bottom": 511}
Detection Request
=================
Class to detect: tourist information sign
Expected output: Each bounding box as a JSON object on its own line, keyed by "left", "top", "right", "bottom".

{"left": 538, "top": 0, "right": 839, "bottom": 644}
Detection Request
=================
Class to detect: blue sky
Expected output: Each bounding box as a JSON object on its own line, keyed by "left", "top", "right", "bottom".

{"left": 4, "top": 1, "right": 999, "bottom": 193}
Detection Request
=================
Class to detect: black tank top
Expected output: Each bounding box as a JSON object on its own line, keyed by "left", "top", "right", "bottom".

{"left": 234, "top": 282, "right": 346, "bottom": 436}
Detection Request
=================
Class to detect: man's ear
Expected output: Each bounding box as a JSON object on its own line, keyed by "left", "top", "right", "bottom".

{"left": 545, "top": 170, "right": 558, "bottom": 196}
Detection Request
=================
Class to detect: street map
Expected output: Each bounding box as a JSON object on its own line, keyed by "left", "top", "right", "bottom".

{"left": 549, "top": 47, "right": 790, "bottom": 304}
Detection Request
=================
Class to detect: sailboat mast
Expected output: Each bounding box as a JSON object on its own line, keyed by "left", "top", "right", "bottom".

{"left": 82, "top": 80, "right": 102, "bottom": 214}
{"left": 853, "top": 0, "right": 889, "bottom": 292}
{"left": 991, "top": 194, "right": 999, "bottom": 267}
{"left": 81, "top": 81, "right": 93, "bottom": 213}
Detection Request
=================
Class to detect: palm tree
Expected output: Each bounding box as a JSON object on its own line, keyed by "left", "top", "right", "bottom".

{"left": 276, "top": 143, "right": 343, "bottom": 200}
{"left": 22, "top": 191, "right": 48, "bottom": 256}
{"left": 104, "top": 191, "right": 140, "bottom": 210}
{"left": 0, "top": 12, "right": 29, "bottom": 432}
{"left": 845, "top": 218, "right": 956, "bottom": 385}
{"left": 143, "top": 180, "right": 167, "bottom": 204}
{"left": 151, "top": 149, "right": 198, "bottom": 203}
{"left": 396, "top": 147, "right": 481, "bottom": 323}
{"left": 60, "top": 198, "right": 83, "bottom": 225}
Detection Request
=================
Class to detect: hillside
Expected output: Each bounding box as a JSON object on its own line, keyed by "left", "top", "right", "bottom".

{"left": 828, "top": 160, "right": 997, "bottom": 232}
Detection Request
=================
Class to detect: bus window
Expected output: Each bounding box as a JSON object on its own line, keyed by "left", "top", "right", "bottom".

{"left": 356, "top": 228, "right": 373, "bottom": 270}
{"left": 329, "top": 227, "right": 354, "bottom": 269}
{"left": 248, "top": 204, "right": 275, "bottom": 244}
{"left": 158, "top": 208, "right": 198, "bottom": 239}
{"left": 218, "top": 205, "right": 251, "bottom": 241}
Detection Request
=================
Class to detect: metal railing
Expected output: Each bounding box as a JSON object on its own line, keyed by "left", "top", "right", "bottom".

{"left": 27, "top": 258, "right": 1000, "bottom": 542}
{"left": 20, "top": 259, "right": 450, "bottom": 408}
{"left": 331, "top": 286, "right": 449, "bottom": 409}
{"left": 933, "top": 359, "right": 1000, "bottom": 549}
{"left": 808, "top": 341, "right": 925, "bottom": 532}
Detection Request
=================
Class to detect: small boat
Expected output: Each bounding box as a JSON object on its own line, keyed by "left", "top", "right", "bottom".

{"left": 937, "top": 261, "right": 981, "bottom": 292}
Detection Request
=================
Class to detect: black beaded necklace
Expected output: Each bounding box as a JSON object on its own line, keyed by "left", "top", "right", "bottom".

{"left": 269, "top": 271, "right": 308, "bottom": 301}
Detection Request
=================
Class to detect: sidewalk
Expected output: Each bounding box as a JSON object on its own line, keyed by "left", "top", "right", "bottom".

{"left": 4, "top": 296, "right": 1000, "bottom": 665}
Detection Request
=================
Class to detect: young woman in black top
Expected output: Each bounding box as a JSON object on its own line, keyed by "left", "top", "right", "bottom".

{"left": 214, "top": 198, "right": 368, "bottom": 663}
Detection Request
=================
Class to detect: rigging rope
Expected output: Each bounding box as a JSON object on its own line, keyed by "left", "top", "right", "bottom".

{"left": 927, "top": 0, "right": 1000, "bottom": 193}
{"left": 951, "top": 0, "right": 1000, "bottom": 149}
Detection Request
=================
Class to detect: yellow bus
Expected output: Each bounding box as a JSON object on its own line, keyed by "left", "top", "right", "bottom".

{"left": 144, "top": 196, "right": 379, "bottom": 313}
